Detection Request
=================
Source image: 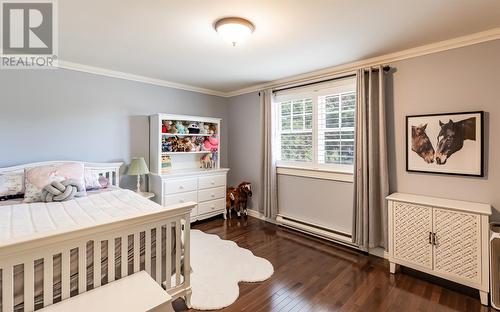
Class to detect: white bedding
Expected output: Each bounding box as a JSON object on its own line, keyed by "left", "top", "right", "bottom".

{"left": 0, "top": 188, "right": 165, "bottom": 246}
{"left": 0, "top": 188, "right": 182, "bottom": 312}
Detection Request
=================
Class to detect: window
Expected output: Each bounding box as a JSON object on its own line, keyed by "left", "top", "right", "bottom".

{"left": 279, "top": 98, "right": 313, "bottom": 162}
{"left": 276, "top": 77, "right": 356, "bottom": 172}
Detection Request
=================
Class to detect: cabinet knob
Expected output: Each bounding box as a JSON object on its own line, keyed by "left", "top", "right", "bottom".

{"left": 211, "top": 193, "right": 215, "bottom": 197}
{"left": 179, "top": 185, "right": 184, "bottom": 189}
{"left": 211, "top": 181, "right": 215, "bottom": 185}
{"left": 180, "top": 199, "right": 184, "bottom": 203}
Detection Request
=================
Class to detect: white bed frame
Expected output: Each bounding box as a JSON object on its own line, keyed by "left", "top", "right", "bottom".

{"left": 0, "top": 161, "right": 194, "bottom": 312}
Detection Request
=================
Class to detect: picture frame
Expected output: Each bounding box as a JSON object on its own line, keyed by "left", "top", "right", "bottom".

{"left": 406, "top": 111, "right": 484, "bottom": 177}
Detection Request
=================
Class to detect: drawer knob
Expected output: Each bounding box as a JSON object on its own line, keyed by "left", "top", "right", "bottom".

{"left": 211, "top": 194, "right": 215, "bottom": 197}
{"left": 179, "top": 200, "right": 184, "bottom": 203}
{"left": 211, "top": 181, "right": 215, "bottom": 185}
{"left": 179, "top": 186, "right": 184, "bottom": 189}
{"left": 211, "top": 205, "right": 215, "bottom": 210}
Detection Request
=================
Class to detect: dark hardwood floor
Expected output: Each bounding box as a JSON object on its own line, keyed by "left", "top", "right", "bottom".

{"left": 173, "top": 216, "right": 492, "bottom": 312}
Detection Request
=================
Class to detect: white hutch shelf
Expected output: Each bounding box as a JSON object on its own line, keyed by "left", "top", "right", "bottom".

{"left": 149, "top": 114, "right": 229, "bottom": 222}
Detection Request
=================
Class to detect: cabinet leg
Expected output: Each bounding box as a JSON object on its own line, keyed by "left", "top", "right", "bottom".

{"left": 479, "top": 291, "right": 488, "bottom": 306}
{"left": 389, "top": 262, "right": 399, "bottom": 274}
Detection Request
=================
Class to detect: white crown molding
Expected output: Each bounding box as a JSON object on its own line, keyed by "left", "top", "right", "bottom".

{"left": 55, "top": 27, "right": 500, "bottom": 98}
{"left": 225, "top": 27, "right": 500, "bottom": 97}
{"left": 57, "top": 61, "right": 227, "bottom": 97}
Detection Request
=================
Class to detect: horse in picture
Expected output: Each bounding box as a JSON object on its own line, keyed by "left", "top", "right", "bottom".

{"left": 411, "top": 124, "right": 435, "bottom": 164}
{"left": 435, "top": 117, "right": 476, "bottom": 165}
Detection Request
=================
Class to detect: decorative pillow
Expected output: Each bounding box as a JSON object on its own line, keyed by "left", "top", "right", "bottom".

{"left": 98, "top": 176, "right": 110, "bottom": 188}
{"left": 24, "top": 163, "right": 86, "bottom": 203}
{"left": 84, "top": 168, "right": 102, "bottom": 190}
{"left": 0, "top": 172, "right": 24, "bottom": 199}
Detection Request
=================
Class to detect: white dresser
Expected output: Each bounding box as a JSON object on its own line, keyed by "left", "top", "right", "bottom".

{"left": 387, "top": 193, "right": 491, "bottom": 305}
{"left": 150, "top": 168, "right": 229, "bottom": 222}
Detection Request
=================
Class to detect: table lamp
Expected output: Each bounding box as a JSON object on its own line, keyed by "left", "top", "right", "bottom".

{"left": 128, "top": 157, "right": 149, "bottom": 194}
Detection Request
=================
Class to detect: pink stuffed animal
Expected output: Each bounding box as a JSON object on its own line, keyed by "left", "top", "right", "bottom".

{"left": 203, "top": 135, "right": 218, "bottom": 152}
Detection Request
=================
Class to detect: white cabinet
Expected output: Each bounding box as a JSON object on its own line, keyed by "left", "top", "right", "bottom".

{"left": 387, "top": 193, "right": 491, "bottom": 306}
{"left": 150, "top": 169, "right": 229, "bottom": 222}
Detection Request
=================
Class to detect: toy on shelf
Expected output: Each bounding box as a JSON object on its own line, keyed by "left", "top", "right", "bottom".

{"left": 200, "top": 153, "right": 213, "bottom": 169}
{"left": 211, "top": 151, "right": 218, "bottom": 168}
{"left": 188, "top": 122, "right": 200, "bottom": 134}
{"left": 193, "top": 137, "right": 203, "bottom": 151}
{"left": 161, "top": 155, "right": 172, "bottom": 173}
{"left": 161, "top": 137, "right": 173, "bottom": 152}
{"left": 199, "top": 122, "right": 207, "bottom": 134}
{"left": 176, "top": 121, "right": 187, "bottom": 134}
{"left": 162, "top": 120, "right": 169, "bottom": 133}
{"left": 168, "top": 121, "right": 177, "bottom": 134}
{"left": 203, "top": 125, "right": 219, "bottom": 152}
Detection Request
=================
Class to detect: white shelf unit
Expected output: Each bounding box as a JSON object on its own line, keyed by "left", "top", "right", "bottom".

{"left": 387, "top": 193, "right": 491, "bottom": 306}
{"left": 150, "top": 114, "right": 221, "bottom": 173}
{"left": 149, "top": 114, "right": 228, "bottom": 222}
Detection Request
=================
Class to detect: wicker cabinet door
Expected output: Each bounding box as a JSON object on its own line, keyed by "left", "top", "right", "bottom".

{"left": 393, "top": 202, "right": 433, "bottom": 269}
{"left": 433, "top": 208, "right": 481, "bottom": 283}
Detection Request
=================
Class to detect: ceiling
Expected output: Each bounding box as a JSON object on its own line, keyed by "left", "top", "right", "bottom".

{"left": 59, "top": 0, "right": 500, "bottom": 94}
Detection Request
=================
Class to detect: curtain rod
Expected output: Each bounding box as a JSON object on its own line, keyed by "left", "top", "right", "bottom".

{"left": 263, "top": 66, "right": 391, "bottom": 95}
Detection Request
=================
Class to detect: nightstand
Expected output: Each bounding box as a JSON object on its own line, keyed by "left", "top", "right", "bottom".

{"left": 137, "top": 191, "right": 155, "bottom": 199}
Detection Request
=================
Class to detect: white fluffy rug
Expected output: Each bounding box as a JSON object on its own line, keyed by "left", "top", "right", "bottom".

{"left": 189, "top": 230, "right": 274, "bottom": 310}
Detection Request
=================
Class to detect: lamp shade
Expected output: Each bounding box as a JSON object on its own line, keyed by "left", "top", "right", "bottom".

{"left": 127, "top": 157, "right": 149, "bottom": 175}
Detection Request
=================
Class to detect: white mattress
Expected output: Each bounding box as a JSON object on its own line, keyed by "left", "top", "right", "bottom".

{"left": 0, "top": 188, "right": 164, "bottom": 246}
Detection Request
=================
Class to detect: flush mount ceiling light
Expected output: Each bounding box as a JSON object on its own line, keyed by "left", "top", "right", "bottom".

{"left": 214, "top": 17, "right": 255, "bottom": 47}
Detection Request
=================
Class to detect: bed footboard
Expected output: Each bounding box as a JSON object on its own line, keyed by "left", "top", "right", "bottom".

{"left": 0, "top": 203, "right": 194, "bottom": 312}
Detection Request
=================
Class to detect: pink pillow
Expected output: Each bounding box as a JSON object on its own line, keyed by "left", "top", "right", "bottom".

{"left": 24, "top": 163, "right": 85, "bottom": 203}
{"left": 84, "top": 168, "right": 102, "bottom": 190}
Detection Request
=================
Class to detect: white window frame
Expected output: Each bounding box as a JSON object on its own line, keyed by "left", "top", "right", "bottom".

{"left": 275, "top": 77, "right": 356, "bottom": 174}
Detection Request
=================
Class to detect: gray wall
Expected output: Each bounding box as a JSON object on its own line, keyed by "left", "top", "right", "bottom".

{"left": 227, "top": 92, "right": 263, "bottom": 210}
{"left": 0, "top": 69, "right": 229, "bottom": 188}
{"left": 387, "top": 39, "right": 500, "bottom": 219}
{"left": 227, "top": 39, "right": 500, "bottom": 220}
{"left": 278, "top": 175, "right": 353, "bottom": 234}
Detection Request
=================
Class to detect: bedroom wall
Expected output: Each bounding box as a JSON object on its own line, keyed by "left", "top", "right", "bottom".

{"left": 387, "top": 39, "right": 500, "bottom": 220}
{"left": 0, "top": 69, "right": 229, "bottom": 188}
{"left": 227, "top": 92, "right": 263, "bottom": 211}
{"left": 227, "top": 39, "right": 500, "bottom": 220}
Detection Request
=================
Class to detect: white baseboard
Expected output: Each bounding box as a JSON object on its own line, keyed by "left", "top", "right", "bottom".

{"left": 247, "top": 209, "right": 388, "bottom": 260}
{"left": 368, "top": 247, "right": 389, "bottom": 259}
{"left": 246, "top": 209, "right": 277, "bottom": 224}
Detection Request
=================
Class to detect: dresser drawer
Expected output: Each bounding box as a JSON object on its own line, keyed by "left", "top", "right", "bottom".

{"left": 163, "top": 191, "right": 197, "bottom": 206}
{"left": 198, "top": 198, "right": 225, "bottom": 215}
{"left": 198, "top": 175, "right": 226, "bottom": 190}
{"left": 198, "top": 186, "right": 225, "bottom": 202}
{"left": 163, "top": 178, "right": 198, "bottom": 195}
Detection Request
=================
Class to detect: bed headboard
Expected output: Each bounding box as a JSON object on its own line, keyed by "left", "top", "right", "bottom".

{"left": 0, "top": 161, "right": 123, "bottom": 186}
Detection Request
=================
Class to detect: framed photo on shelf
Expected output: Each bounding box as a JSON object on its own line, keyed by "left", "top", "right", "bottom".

{"left": 406, "top": 111, "right": 484, "bottom": 177}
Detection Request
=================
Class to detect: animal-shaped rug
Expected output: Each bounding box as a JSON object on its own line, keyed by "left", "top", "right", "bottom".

{"left": 188, "top": 230, "right": 274, "bottom": 310}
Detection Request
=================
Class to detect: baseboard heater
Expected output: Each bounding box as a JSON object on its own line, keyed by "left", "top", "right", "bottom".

{"left": 276, "top": 214, "right": 356, "bottom": 248}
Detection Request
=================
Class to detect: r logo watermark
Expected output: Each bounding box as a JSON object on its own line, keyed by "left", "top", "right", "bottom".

{"left": 1, "top": 0, "right": 58, "bottom": 68}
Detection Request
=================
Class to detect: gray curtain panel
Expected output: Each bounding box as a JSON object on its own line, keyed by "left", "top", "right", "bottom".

{"left": 260, "top": 89, "right": 278, "bottom": 219}
{"left": 352, "top": 66, "right": 389, "bottom": 250}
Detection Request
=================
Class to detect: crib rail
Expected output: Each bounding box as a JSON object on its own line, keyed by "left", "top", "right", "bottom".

{"left": 0, "top": 203, "right": 193, "bottom": 312}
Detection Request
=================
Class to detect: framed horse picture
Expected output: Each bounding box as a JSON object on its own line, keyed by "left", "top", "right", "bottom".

{"left": 406, "top": 111, "right": 484, "bottom": 177}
